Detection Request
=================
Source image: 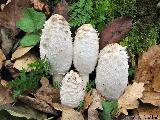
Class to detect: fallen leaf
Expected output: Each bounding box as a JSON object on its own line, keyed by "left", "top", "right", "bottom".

{"left": 34, "top": 77, "right": 60, "bottom": 104}
{"left": 11, "top": 46, "right": 33, "bottom": 60}
{"left": 0, "top": 49, "right": 6, "bottom": 69}
{"left": 100, "top": 16, "right": 132, "bottom": 49}
{"left": 88, "top": 89, "right": 104, "bottom": 120}
{"left": 84, "top": 90, "right": 93, "bottom": 110}
{"left": 13, "top": 53, "right": 37, "bottom": 72}
{"left": 0, "top": 0, "right": 31, "bottom": 34}
{"left": 54, "top": 0, "right": 69, "bottom": 20}
{"left": 51, "top": 103, "right": 84, "bottom": 120}
{"left": 51, "top": 103, "right": 71, "bottom": 111}
{"left": 140, "top": 91, "right": 160, "bottom": 107}
{"left": 118, "top": 82, "right": 145, "bottom": 115}
{"left": 17, "top": 77, "right": 60, "bottom": 115}
{"left": 0, "top": 104, "right": 47, "bottom": 119}
{"left": 0, "top": 84, "right": 14, "bottom": 105}
{"left": 133, "top": 107, "right": 160, "bottom": 120}
{"left": 0, "top": 49, "right": 6, "bottom": 62}
{"left": 30, "top": 0, "right": 44, "bottom": 10}
{"left": 30, "top": 0, "right": 50, "bottom": 15}
{"left": 135, "top": 45, "right": 160, "bottom": 106}
{"left": 18, "top": 95, "right": 58, "bottom": 115}
{"left": 0, "top": 79, "right": 8, "bottom": 87}
{"left": 0, "top": 0, "right": 11, "bottom": 11}
{"left": 62, "top": 109, "right": 84, "bottom": 120}
{"left": 5, "top": 60, "right": 19, "bottom": 79}
{"left": 0, "top": 27, "right": 14, "bottom": 56}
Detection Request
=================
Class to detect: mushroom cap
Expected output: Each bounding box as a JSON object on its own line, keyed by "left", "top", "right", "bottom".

{"left": 73, "top": 24, "right": 99, "bottom": 75}
{"left": 40, "top": 14, "right": 73, "bottom": 74}
{"left": 60, "top": 70, "right": 86, "bottom": 108}
{"left": 95, "top": 43, "right": 129, "bottom": 100}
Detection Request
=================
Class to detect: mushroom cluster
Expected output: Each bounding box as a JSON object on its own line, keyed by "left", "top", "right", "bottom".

{"left": 40, "top": 14, "right": 129, "bottom": 107}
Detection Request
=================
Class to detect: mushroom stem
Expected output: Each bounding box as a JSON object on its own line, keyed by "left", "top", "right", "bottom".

{"left": 80, "top": 74, "right": 89, "bottom": 88}
{"left": 53, "top": 74, "right": 64, "bottom": 83}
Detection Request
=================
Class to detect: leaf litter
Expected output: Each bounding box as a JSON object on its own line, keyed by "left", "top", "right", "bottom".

{"left": 0, "top": 0, "right": 159, "bottom": 119}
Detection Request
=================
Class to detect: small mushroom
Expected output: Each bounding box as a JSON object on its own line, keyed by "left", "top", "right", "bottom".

{"left": 40, "top": 14, "right": 73, "bottom": 82}
{"left": 95, "top": 43, "right": 129, "bottom": 100}
{"left": 73, "top": 24, "right": 99, "bottom": 86}
{"left": 60, "top": 70, "right": 86, "bottom": 108}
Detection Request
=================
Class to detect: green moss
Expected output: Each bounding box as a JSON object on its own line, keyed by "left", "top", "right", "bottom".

{"left": 69, "top": 0, "right": 109, "bottom": 31}
{"left": 8, "top": 59, "right": 51, "bottom": 98}
{"left": 121, "top": 24, "right": 158, "bottom": 67}
{"left": 106, "top": 0, "right": 136, "bottom": 21}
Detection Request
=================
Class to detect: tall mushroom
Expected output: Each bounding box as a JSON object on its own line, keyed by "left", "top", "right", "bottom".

{"left": 60, "top": 70, "right": 86, "bottom": 108}
{"left": 95, "top": 43, "right": 129, "bottom": 100}
{"left": 40, "top": 14, "right": 73, "bottom": 82}
{"left": 73, "top": 24, "right": 99, "bottom": 86}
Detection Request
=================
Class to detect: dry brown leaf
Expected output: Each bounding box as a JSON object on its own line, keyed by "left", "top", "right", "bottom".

{"left": 0, "top": 0, "right": 31, "bottom": 34}
{"left": 0, "top": 49, "right": 6, "bottom": 69}
{"left": 88, "top": 89, "right": 104, "bottom": 120}
{"left": 30, "top": 0, "right": 44, "bottom": 10}
{"left": 133, "top": 107, "right": 160, "bottom": 120}
{"left": 30, "top": 0, "right": 50, "bottom": 14}
{"left": 34, "top": 77, "right": 60, "bottom": 104}
{"left": 13, "top": 53, "right": 37, "bottom": 72}
{"left": 61, "top": 109, "right": 84, "bottom": 120}
{"left": 135, "top": 45, "right": 160, "bottom": 106}
{"left": 54, "top": 0, "right": 69, "bottom": 20}
{"left": 0, "top": 49, "right": 6, "bottom": 62}
{"left": 17, "top": 77, "right": 60, "bottom": 115}
{"left": 18, "top": 95, "right": 58, "bottom": 115}
{"left": 1, "top": 0, "right": 11, "bottom": 11}
{"left": 0, "top": 27, "right": 14, "bottom": 56}
{"left": 5, "top": 60, "right": 19, "bottom": 79}
{"left": 140, "top": 91, "right": 160, "bottom": 107}
{"left": 51, "top": 103, "right": 84, "bottom": 120}
{"left": 118, "top": 82, "right": 145, "bottom": 115}
{"left": 84, "top": 90, "right": 93, "bottom": 110}
{"left": 0, "top": 84, "right": 14, "bottom": 105}
{"left": 51, "top": 103, "right": 71, "bottom": 111}
{"left": 1, "top": 79, "right": 8, "bottom": 87}
{"left": 11, "top": 46, "right": 33, "bottom": 60}
{"left": 100, "top": 16, "right": 132, "bottom": 49}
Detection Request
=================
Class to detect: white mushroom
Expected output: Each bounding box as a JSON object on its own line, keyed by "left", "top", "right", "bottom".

{"left": 40, "top": 14, "right": 73, "bottom": 82}
{"left": 73, "top": 24, "right": 99, "bottom": 86}
{"left": 60, "top": 70, "right": 86, "bottom": 108}
{"left": 95, "top": 43, "right": 129, "bottom": 100}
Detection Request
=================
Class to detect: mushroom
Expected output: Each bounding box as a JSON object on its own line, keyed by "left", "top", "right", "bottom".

{"left": 40, "top": 14, "right": 73, "bottom": 82}
{"left": 60, "top": 70, "right": 86, "bottom": 108}
{"left": 95, "top": 43, "right": 129, "bottom": 100}
{"left": 73, "top": 24, "right": 99, "bottom": 86}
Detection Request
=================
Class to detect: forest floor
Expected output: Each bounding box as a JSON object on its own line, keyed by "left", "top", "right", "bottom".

{"left": 0, "top": 0, "right": 160, "bottom": 120}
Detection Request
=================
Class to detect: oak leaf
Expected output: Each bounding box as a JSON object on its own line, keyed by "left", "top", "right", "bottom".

{"left": 118, "top": 82, "right": 145, "bottom": 115}
{"left": 135, "top": 45, "right": 160, "bottom": 106}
